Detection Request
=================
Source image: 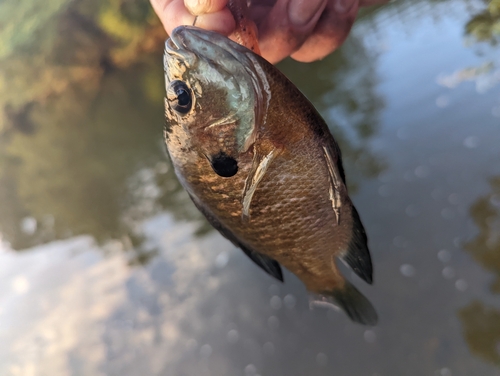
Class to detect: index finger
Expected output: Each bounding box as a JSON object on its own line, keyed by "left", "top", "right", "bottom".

{"left": 257, "top": 0, "right": 328, "bottom": 64}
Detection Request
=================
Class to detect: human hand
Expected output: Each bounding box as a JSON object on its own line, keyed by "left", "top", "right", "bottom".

{"left": 150, "top": 0, "right": 387, "bottom": 64}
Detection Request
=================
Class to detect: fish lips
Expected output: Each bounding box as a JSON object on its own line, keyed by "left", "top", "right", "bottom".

{"left": 164, "top": 26, "right": 253, "bottom": 73}
{"left": 164, "top": 27, "right": 197, "bottom": 69}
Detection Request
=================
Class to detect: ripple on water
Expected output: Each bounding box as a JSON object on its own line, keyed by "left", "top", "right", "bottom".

{"left": 400, "top": 264, "right": 416, "bottom": 277}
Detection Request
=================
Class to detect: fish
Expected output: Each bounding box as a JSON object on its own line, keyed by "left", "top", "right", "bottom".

{"left": 163, "top": 25, "right": 377, "bottom": 325}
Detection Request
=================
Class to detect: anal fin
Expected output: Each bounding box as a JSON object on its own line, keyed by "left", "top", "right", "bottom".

{"left": 187, "top": 192, "right": 283, "bottom": 282}
{"left": 340, "top": 205, "right": 373, "bottom": 284}
{"left": 240, "top": 247, "right": 283, "bottom": 282}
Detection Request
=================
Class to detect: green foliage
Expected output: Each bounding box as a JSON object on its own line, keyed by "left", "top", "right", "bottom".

{"left": 0, "top": 0, "right": 165, "bottom": 134}
{"left": 459, "top": 301, "right": 500, "bottom": 365}
{"left": 0, "top": 58, "right": 206, "bottom": 250}
{"left": 464, "top": 177, "right": 500, "bottom": 293}
{"left": 0, "top": 0, "right": 70, "bottom": 60}
{"left": 465, "top": 0, "right": 500, "bottom": 43}
{"left": 0, "top": 0, "right": 179, "bottom": 250}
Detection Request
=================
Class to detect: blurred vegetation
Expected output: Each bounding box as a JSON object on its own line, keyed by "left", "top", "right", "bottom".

{"left": 0, "top": 0, "right": 69, "bottom": 61}
{"left": 460, "top": 176, "right": 500, "bottom": 366}
{"left": 460, "top": 301, "right": 500, "bottom": 366}
{"left": 464, "top": 177, "right": 500, "bottom": 294}
{"left": 0, "top": 0, "right": 166, "bottom": 135}
{"left": 460, "top": 0, "right": 500, "bottom": 345}
{"left": 465, "top": 0, "right": 500, "bottom": 43}
{"left": 0, "top": 0, "right": 210, "bottom": 254}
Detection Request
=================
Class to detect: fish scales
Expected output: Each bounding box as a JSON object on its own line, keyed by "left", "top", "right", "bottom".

{"left": 163, "top": 26, "right": 377, "bottom": 325}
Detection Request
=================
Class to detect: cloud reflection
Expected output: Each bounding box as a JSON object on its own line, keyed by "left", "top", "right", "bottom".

{"left": 1, "top": 214, "right": 285, "bottom": 376}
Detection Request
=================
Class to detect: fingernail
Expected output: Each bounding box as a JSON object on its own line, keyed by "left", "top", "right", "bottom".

{"left": 185, "top": 0, "right": 208, "bottom": 15}
{"left": 334, "top": 0, "right": 357, "bottom": 14}
{"left": 289, "top": 0, "right": 327, "bottom": 27}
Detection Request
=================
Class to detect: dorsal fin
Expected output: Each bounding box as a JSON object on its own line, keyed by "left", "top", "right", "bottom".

{"left": 340, "top": 205, "right": 373, "bottom": 284}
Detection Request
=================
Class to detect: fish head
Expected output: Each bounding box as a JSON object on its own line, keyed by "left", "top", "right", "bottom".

{"left": 163, "top": 26, "right": 271, "bottom": 175}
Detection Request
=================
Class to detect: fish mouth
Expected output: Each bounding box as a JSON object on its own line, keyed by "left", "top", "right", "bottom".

{"left": 164, "top": 27, "right": 198, "bottom": 70}
{"left": 165, "top": 27, "right": 189, "bottom": 56}
{"left": 164, "top": 26, "right": 253, "bottom": 71}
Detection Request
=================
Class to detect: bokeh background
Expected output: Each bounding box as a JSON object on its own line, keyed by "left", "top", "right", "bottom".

{"left": 1, "top": 0, "right": 500, "bottom": 375}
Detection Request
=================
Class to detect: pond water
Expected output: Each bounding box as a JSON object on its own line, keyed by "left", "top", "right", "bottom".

{"left": 1, "top": 0, "right": 500, "bottom": 375}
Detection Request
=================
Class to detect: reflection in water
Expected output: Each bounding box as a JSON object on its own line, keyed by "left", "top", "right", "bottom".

{"left": 0, "top": 0, "right": 206, "bottom": 252}
{"left": 460, "top": 301, "right": 500, "bottom": 366}
{"left": 465, "top": 0, "right": 500, "bottom": 44}
{"left": 458, "top": 1, "right": 500, "bottom": 366}
{"left": 3, "top": 0, "right": 500, "bottom": 374}
{"left": 460, "top": 176, "right": 500, "bottom": 366}
{"left": 464, "top": 177, "right": 500, "bottom": 293}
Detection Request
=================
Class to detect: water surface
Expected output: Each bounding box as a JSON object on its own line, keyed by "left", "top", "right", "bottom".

{"left": 1, "top": 0, "right": 500, "bottom": 375}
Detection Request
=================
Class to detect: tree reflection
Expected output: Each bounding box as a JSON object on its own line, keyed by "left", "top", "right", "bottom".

{"left": 460, "top": 176, "right": 500, "bottom": 366}
{"left": 460, "top": 0, "right": 500, "bottom": 350}
{"left": 459, "top": 301, "right": 500, "bottom": 366}
{"left": 464, "top": 177, "right": 500, "bottom": 293}
{"left": 0, "top": 0, "right": 208, "bottom": 254}
{"left": 465, "top": 0, "right": 500, "bottom": 44}
{"left": 0, "top": 61, "right": 209, "bottom": 252}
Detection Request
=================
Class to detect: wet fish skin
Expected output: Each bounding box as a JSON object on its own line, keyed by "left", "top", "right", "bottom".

{"left": 163, "top": 26, "right": 376, "bottom": 325}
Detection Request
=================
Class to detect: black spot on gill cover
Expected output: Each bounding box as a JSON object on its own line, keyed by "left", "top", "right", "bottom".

{"left": 210, "top": 152, "right": 238, "bottom": 177}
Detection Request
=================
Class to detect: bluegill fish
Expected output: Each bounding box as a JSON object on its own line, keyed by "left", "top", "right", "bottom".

{"left": 163, "top": 26, "right": 377, "bottom": 325}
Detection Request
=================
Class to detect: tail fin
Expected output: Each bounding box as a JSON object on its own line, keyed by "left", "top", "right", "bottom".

{"left": 312, "top": 280, "right": 378, "bottom": 325}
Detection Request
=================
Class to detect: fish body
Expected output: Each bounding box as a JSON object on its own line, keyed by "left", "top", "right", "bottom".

{"left": 163, "top": 26, "right": 376, "bottom": 325}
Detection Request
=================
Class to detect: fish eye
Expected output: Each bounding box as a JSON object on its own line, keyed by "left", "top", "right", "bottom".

{"left": 210, "top": 152, "right": 238, "bottom": 178}
{"left": 167, "top": 80, "right": 192, "bottom": 114}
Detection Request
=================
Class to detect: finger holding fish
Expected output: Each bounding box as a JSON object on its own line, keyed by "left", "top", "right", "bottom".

{"left": 252, "top": 0, "right": 329, "bottom": 63}
{"left": 152, "top": 0, "right": 388, "bottom": 63}
{"left": 249, "top": 0, "right": 359, "bottom": 63}
{"left": 290, "top": 0, "right": 359, "bottom": 62}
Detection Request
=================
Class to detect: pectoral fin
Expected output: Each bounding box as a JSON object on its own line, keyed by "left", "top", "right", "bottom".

{"left": 241, "top": 141, "right": 278, "bottom": 221}
{"left": 322, "top": 145, "right": 343, "bottom": 225}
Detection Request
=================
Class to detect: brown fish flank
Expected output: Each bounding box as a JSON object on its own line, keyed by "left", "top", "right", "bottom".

{"left": 164, "top": 26, "right": 376, "bottom": 325}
